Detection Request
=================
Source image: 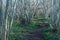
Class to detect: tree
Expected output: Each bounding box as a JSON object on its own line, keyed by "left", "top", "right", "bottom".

{"left": 1, "top": 0, "right": 16, "bottom": 40}
{"left": 0, "top": 0, "right": 2, "bottom": 40}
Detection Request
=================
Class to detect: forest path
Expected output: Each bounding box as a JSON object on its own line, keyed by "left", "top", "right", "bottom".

{"left": 25, "top": 25, "right": 49, "bottom": 40}
{"left": 25, "top": 17, "right": 49, "bottom": 40}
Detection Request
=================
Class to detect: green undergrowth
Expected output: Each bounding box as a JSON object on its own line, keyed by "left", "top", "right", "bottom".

{"left": 33, "top": 16, "right": 45, "bottom": 19}
{"left": 10, "top": 16, "right": 60, "bottom": 40}
{"left": 10, "top": 20, "right": 39, "bottom": 40}
{"left": 43, "top": 27, "right": 59, "bottom": 40}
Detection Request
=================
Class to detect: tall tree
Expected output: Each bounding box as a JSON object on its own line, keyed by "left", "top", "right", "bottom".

{"left": 0, "top": 0, "right": 2, "bottom": 40}
{"left": 1, "top": 0, "right": 16, "bottom": 40}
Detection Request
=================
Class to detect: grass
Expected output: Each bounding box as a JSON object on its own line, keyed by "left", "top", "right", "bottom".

{"left": 33, "top": 15, "right": 45, "bottom": 19}
{"left": 10, "top": 16, "right": 48, "bottom": 40}
{"left": 10, "top": 16, "right": 60, "bottom": 40}
{"left": 42, "top": 27, "right": 59, "bottom": 40}
{"left": 10, "top": 20, "right": 39, "bottom": 40}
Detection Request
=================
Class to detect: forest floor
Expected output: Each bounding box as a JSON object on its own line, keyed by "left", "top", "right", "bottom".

{"left": 10, "top": 16, "right": 59, "bottom": 40}
{"left": 25, "top": 18, "right": 48, "bottom": 40}
{"left": 25, "top": 25, "right": 59, "bottom": 40}
{"left": 26, "top": 26, "right": 48, "bottom": 40}
{"left": 25, "top": 16, "right": 59, "bottom": 40}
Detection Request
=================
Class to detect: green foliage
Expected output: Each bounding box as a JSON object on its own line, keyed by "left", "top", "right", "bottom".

{"left": 43, "top": 27, "right": 59, "bottom": 40}
{"left": 43, "top": 27, "right": 52, "bottom": 40}
{"left": 10, "top": 19, "right": 39, "bottom": 40}
{"left": 10, "top": 16, "right": 60, "bottom": 40}
{"left": 33, "top": 16, "right": 45, "bottom": 19}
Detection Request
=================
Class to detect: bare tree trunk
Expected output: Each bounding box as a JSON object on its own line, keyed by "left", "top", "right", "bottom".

{"left": 0, "top": 0, "right": 2, "bottom": 40}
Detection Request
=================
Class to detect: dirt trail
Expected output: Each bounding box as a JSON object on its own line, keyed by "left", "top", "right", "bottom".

{"left": 25, "top": 26, "right": 48, "bottom": 40}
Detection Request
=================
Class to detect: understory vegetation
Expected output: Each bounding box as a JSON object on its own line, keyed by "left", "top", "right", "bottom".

{"left": 10, "top": 16, "right": 60, "bottom": 40}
